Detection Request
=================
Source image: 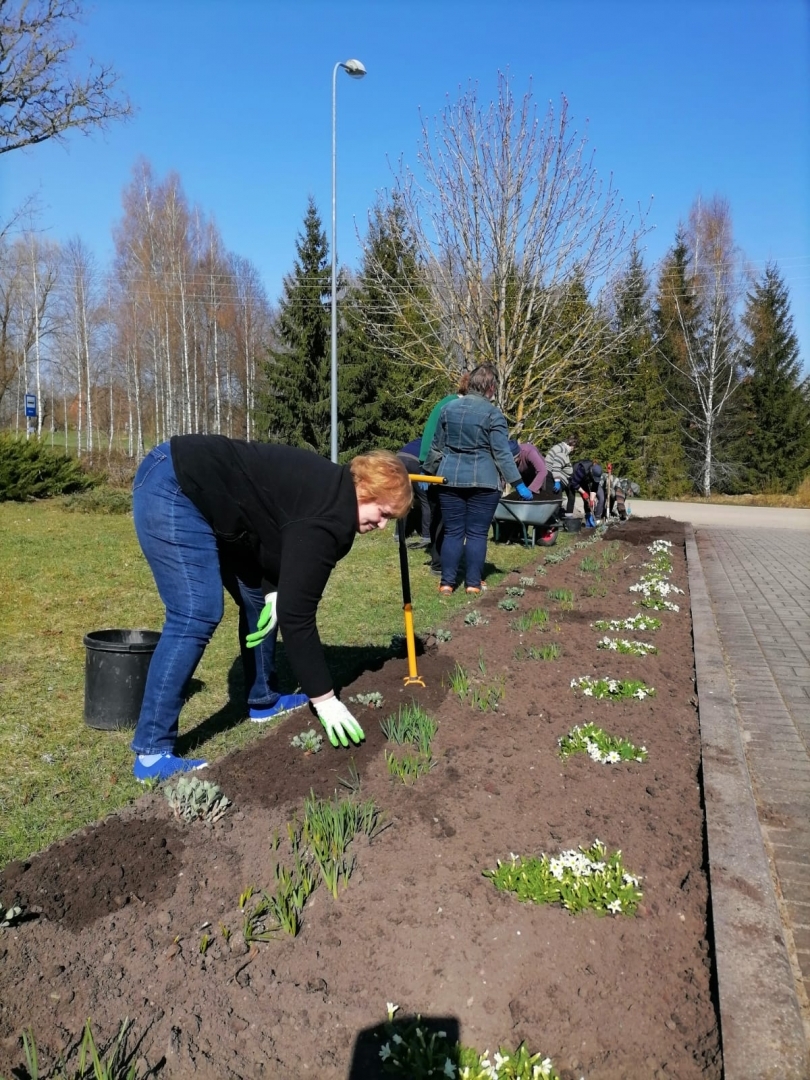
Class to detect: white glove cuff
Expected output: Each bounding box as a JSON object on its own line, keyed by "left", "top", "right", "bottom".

{"left": 314, "top": 696, "right": 342, "bottom": 722}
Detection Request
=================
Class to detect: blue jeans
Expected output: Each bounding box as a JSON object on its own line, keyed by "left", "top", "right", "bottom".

{"left": 130, "top": 444, "right": 281, "bottom": 754}
{"left": 438, "top": 487, "right": 501, "bottom": 589}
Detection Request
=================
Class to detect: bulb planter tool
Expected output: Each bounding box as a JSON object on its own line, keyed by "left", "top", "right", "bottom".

{"left": 398, "top": 475, "right": 446, "bottom": 686}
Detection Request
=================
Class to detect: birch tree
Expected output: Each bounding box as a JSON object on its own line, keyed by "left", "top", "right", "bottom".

{"left": 60, "top": 237, "right": 98, "bottom": 452}
{"left": 656, "top": 197, "right": 747, "bottom": 495}
{"left": 359, "top": 74, "right": 650, "bottom": 442}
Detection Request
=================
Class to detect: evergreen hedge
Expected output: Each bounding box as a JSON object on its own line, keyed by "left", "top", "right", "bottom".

{"left": 0, "top": 435, "right": 97, "bottom": 501}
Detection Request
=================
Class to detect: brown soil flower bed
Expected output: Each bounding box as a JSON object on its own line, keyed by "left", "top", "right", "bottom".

{"left": 0, "top": 517, "right": 720, "bottom": 1079}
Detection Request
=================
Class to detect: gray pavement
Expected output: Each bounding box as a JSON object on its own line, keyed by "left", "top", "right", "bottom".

{"left": 632, "top": 498, "right": 810, "bottom": 531}
{"left": 634, "top": 502, "right": 810, "bottom": 1078}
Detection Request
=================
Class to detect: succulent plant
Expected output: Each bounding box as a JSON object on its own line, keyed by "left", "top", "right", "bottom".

{"left": 291, "top": 729, "right": 324, "bottom": 754}
{"left": 349, "top": 691, "right": 384, "bottom": 709}
{"left": 164, "top": 776, "right": 231, "bottom": 823}
{"left": 1, "top": 900, "right": 23, "bottom": 928}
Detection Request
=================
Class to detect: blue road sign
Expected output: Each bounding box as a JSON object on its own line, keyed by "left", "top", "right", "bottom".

{"left": 25, "top": 394, "right": 37, "bottom": 418}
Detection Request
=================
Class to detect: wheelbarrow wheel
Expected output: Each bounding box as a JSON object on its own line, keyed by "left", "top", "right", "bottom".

{"left": 536, "top": 526, "right": 558, "bottom": 547}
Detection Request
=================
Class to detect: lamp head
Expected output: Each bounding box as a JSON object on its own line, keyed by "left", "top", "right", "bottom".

{"left": 342, "top": 58, "right": 367, "bottom": 78}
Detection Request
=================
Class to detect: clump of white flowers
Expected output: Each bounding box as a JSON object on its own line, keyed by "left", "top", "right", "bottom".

{"left": 559, "top": 722, "right": 647, "bottom": 763}
{"left": 570, "top": 675, "right": 655, "bottom": 700}
{"left": 596, "top": 636, "right": 657, "bottom": 656}
{"left": 378, "top": 1004, "right": 564, "bottom": 1078}
{"left": 484, "top": 840, "right": 643, "bottom": 916}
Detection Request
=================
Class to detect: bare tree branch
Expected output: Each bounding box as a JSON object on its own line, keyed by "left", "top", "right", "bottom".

{"left": 360, "top": 74, "right": 651, "bottom": 441}
{"left": 0, "top": 0, "right": 132, "bottom": 155}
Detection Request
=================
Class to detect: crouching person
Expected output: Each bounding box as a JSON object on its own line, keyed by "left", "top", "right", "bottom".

{"left": 130, "top": 437, "right": 412, "bottom": 781}
{"left": 609, "top": 477, "right": 640, "bottom": 520}
{"left": 568, "top": 459, "right": 605, "bottom": 527}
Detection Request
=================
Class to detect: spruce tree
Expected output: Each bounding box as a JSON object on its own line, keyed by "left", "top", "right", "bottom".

{"left": 652, "top": 231, "right": 700, "bottom": 489}
{"left": 739, "top": 263, "right": 810, "bottom": 492}
{"left": 258, "top": 198, "right": 330, "bottom": 454}
{"left": 598, "top": 246, "right": 689, "bottom": 497}
{"left": 338, "top": 198, "right": 445, "bottom": 457}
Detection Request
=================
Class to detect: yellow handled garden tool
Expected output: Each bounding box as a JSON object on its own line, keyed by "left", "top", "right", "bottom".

{"left": 398, "top": 474, "right": 445, "bottom": 686}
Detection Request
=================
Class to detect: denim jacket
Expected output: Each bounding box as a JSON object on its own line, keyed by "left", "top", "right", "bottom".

{"left": 423, "top": 392, "right": 522, "bottom": 490}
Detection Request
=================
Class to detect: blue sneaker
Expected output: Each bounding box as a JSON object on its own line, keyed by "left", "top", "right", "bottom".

{"left": 249, "top": 694, "right": 309, "bottom": 723}
{"left": 133, "top": 753, "right": 208, "bottom": 783}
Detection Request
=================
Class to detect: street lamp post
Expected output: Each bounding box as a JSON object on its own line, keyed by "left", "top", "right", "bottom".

{"left": 331, "top": 58, "right": 366, "bottom": 463}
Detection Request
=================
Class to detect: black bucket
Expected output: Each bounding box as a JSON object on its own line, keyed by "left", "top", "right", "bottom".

{"left": 83, "top": 629, "right": 161, "bottom": 731}
{"left": 563, "top": 516, "right": 582, "bottom": 533}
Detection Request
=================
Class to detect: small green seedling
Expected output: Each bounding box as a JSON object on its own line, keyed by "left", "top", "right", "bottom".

{"left": 505, "top": 585, "right": 525, "bottom": 597}
{"left": 385, "top": 749, "right": 435, "bottom": 784}
{"left": 199, "top": 933, "right": 211, "bottom": 954}
{"left": 291, "top": 729, "right": 324, "bottom": 754}
{"left": 447, "top": 662, "right": 470, "bottom": 699}
{"left": 12, "top": 1019, "right": 138, "bottom": 1080}
{"left": 380, "top": 703, "right": 437, "bottom": 754}
{"left": 302, "top": 792, "right": 380, "bottom": 898}
{"left": 464, "top": 609, "right": 489, "bottom": 626}
{"left": 435, "top": 628, "right": 452, "bottom": 642}
{"left": 509, "top": 607, "right": 550, "bottom": 633}
{"left": 548, "top": 591, "right": 574, "bottom": 609}
{"left": 579, "top": 555, "right": 601, "bottom": 574}
{"left": 469, "top": 677, "right": 505, "bottom": 712}
{"left": 498, "top": 597, "right": 520, "bottom": 611}
{"left": 337, "top": 759, "right": 362, "bottom": 795}
{"left": 349, "top": 691, "right": 384, "bottom": 708}
{"left": 164, "top": 776, "right": 231, "bottom": 823}
{"left": 519, "top": 577, "right": 535, "bottom": 588}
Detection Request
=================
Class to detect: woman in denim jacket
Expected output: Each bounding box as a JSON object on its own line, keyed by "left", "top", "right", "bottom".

{"left": 423, "top": 364, "right": 533, "bottom": 594}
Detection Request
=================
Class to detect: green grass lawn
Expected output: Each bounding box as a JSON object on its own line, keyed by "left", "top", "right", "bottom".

{"left": 0, "top": 501, "right": 543, "bottom": 869}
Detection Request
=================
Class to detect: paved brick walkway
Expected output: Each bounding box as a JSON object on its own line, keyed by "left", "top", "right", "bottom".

{"left": 696, "top": 527, "right": 810, "bottom": 1023}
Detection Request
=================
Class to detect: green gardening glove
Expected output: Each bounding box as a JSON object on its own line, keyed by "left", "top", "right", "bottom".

{"left": 314, "top": 697, "right": 365, "bottom": 748}
{"left": 245, "top": 592, "right": 278, "bottom": 649}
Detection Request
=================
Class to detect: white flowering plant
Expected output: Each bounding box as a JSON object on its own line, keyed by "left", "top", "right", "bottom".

{"left": 630, "top": 574, "right": 683, "bottom": 611}
{"left": 484, "top": 841, "right": 642, "bottom": 916}
{"left": 592, "top": 614, "right": 661, "bottom": 632}
{"left": 559, "top": 722, "right": 647, "bottom": 764}
{"left": 570, "top": 675, "right": 655, "bottom": 700}
{"left": 628, "top": 538, "right": 683, "bottom": 610}
{"left": 377, "top": 1005, "right": 562, "bottom": 1078}
{"left": 596, "top": 636, "right": 657, "bottom": 656}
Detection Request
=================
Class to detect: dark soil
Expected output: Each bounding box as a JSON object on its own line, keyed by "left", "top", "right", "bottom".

{"left": 0, "top": 517, "right": 721, "bottom": 1080}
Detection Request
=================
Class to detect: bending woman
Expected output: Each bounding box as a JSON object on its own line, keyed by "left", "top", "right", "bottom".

{"left": 423, "top": 364, "right": 532, "bottom": 595}
{"left": 130, "top": 437, "right": 412, "bottom": 781}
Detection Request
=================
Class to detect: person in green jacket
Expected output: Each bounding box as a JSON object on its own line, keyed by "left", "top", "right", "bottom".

{"left": 420, "top": 372, "right": 469, "bottom": 573}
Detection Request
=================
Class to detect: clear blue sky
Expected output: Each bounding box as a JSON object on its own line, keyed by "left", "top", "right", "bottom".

{"left": 2, "top": 0, "right": 808, "bottom": 370}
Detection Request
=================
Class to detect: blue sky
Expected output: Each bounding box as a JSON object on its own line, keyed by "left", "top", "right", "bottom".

{"left": 2, "top": 0, "right": 808, "bottom": 369}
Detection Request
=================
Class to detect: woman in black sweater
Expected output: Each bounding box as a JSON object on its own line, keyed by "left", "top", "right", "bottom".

{"left": 130, "top": 436, "right": 412, "bottom": 781}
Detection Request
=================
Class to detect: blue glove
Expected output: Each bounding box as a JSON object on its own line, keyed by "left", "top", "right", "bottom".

{"left": 515, "top": 482, "right": 533, "bottom": 501}
{"left": 585, "top": 514, "right": 596, "bottom": 528}
{"left": 416, "top": 481, "right": 429, "bottom": 491}
{"left": 553, "top": 480, "right": 561, "bottom": 492}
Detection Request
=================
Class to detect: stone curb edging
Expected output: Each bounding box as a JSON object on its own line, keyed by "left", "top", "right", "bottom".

{"left": 685, "top": 524, "right": 809, "bottom": 1079}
